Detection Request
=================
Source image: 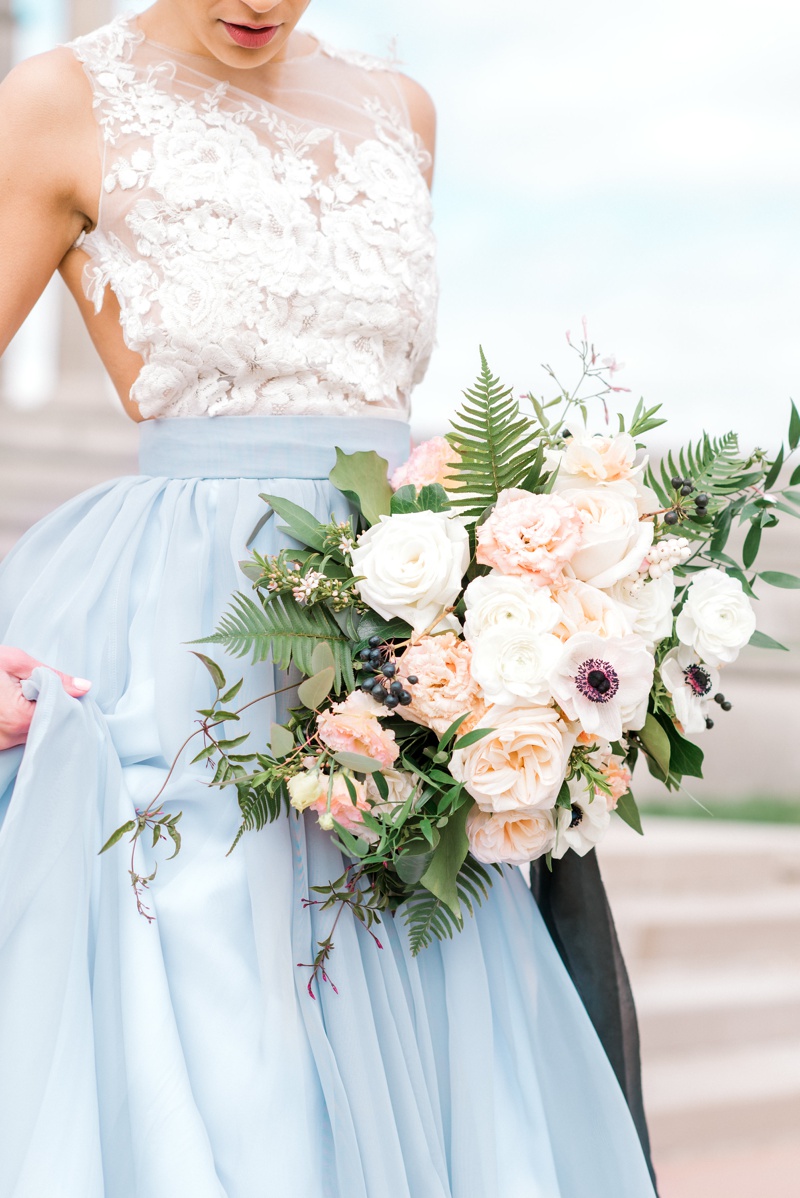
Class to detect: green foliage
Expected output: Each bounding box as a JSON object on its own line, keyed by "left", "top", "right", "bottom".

{"left": 402, "top": 855, "right": 496, "bottom": 956}
{"left": 329, "top": 447, "right": 393, "bottom": 526}
{"left": 616, "top": 791, "right": 643, "bottom": 835}
{"left": 646, "top": 431, "right": 748, "bottom": 520}
{"left": 197, "top": 590, "right": 355, "bottom": 691}
{"left": 390, "top": 483, "right": 451, "bottom": 515}
{"left": 447, "top": 350, "right": 546, "bottom": 523}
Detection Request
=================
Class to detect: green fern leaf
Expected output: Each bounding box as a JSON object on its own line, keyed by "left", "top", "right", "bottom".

{"left": 447, "top": 350, "right": 544, "bottom": 522}
{"left": 197, "top": 591, "right": 355, "bottom": 691}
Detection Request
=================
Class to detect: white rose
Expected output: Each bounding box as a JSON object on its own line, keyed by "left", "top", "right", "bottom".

{"left": 551, "top": 577, "right": 633, "bottom": 641}
{"left": 554, "top": 469, "right": 660, "bottom": 518}
{"left": 675, "top": 568, "right": 756, "bottom": 667}
{"left": 466, "top": 805, "right": 556, "bottom": 865}
{"left": 365, "top": 768, "right": 419, "bottom": 817}
{"left": 552, "top": 778, "right": 612, "bottom": 859}
{"left": 562, "top": 431, "right": 638, "bottom": 482}
{"left": 351, "top": 511, "right": 469, "bottom": 632}
{"left": 556, "top": 484, "right": 654, "bottom": 589}
{"left": 607, "top": 571, "right": 675, "bottom": 650}
{"left": 660, "top": 646, "right": 720, "bottom": 735}
{"left": 470, "top": 626, "right": 562, "bottom": 707}
{"left": 450, "top": 704, "right": 575, "bottom": 813}
{"left": 463, "top": 573, "right": 561, "bottom": 642}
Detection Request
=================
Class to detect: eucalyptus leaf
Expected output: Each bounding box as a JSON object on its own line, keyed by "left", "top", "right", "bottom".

{"left": 333, "top": 751, "right": 384, "bottom": 773}
{"left": 790, "top": 400, "right": 800, "bottom": 451}
{"left": 395, "top": 840, "right": 438, "bottom": 885}
{"left": 656, "top": 713, "right": 704, "bottom": 779}
{"left": 742, "top": 521, "right": 762, "bottom": 570}
{"left": 311, "top": 641, "right": 336, "bottom": 673}
{"left": 555, "top": 779, "right": 572, "bottom": 811}
{"left": 238, "top": 559, "right": 265, "bottom": 583}
{"left": 329, "top": 447, "right": 393, "bottom": 525}
{"left": 297, "top": 666, "right": 336, "bottom": 710}
{"left": 452, "top": 726, "right": 493, "bottom": 751}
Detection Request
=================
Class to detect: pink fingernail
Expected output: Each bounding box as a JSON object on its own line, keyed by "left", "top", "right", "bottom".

{"left": 74, "top": 678, "right": 92, "bottom": 692}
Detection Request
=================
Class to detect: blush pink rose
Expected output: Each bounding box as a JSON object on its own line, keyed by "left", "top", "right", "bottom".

{"left": 391, "top": 437, "right": 460, "bottom": 492}
{"left": 599, "top": 756, "right": 632, "bottom": 809}
{"left": 466, "top": 805, "right": 556, "bottom": 865}
{"left": 476, "top": 489, "right": 584, "bottom": 585}
{"left": 316, "top": 691, "right": 398, "bottom": 767}
{"left": 398, "top": 632, "right": 484, "bottom": 736}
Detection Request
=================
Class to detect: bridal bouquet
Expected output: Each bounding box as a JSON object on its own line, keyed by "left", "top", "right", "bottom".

{"left": 105, "top": 328, "right": 800, "bottom": 994}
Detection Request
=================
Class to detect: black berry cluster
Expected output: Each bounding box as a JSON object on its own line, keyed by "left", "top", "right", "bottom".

{"left": 705, "top": 691, "right": 733, "bottom": 729}
{"left": 665, "top": 476, "right": 711, "bottom": 526}
{"left": 358, "top": 637, "right": 415, "bottom": 710}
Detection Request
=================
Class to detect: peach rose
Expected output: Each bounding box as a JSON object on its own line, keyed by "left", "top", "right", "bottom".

{"left": 316, "top": 691, "right": 398, "bottom": 768}
{"left": 600, "top": 756, "right": 632, "bottom": 809}
{"left": 551, "top": 578, "right": 632, "bottom": 641}
{"left": 311, "top": 773, "right": 372, "bottom": 836}
{"left": 467, "top": 806, "right": 556, "bottom": 865}
{"left": 450, "top": 703, "right": 575, "bottom": 813}
{"left": 398, "top": 632, "right": 484, "bottom": 737}
{"left": 391, "top": 437, "right": 460, "bottom": 492}
{"left": 562, "top": 431, "right": 638, "bottom": 483}
{"left": 476, "top": 489, "right": 584, "bottom": 585}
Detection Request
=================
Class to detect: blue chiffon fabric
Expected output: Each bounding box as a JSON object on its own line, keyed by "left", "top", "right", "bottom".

{"left": 0, "top": 417, "right": 656, "bottom": 1198}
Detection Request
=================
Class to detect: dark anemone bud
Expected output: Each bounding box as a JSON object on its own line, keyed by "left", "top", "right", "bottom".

{"left": 721, "top": 700, "right": 732, "bottom": 712}
{"left": 389, "top": 680, "right": 404, "bottom": 696}
{"left": 406, "top": 675, "right": 419, "bottom": 686}
{"left": 705, "top": 716, "right": 715, "bottom": 730}
{"left": 383, "top": 694, "right": 400, "bottom": 710}
{"left": 664, "top": 510, "right": 679, "bottom": 526}
{"left": 382, "top": 663, "right": 397, "bottom": 678}
{"left": 671, "top": 476, "right": 682, "bottom": 488}
{"left": 399, "top": 691, "right": 413, "bottom": 706}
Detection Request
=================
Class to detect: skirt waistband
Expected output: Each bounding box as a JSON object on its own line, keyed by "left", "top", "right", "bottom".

{"left": 138, "top": 416, "right": 411, "bottom": 480}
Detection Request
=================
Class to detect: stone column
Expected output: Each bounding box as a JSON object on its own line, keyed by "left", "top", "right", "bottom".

{"left": 0, "top": 0, "right": 13, "bottom": 82}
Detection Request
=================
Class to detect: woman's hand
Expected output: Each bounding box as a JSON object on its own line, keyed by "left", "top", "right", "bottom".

{"left": 0, "top": 646, "right": 91, "bottom": 751}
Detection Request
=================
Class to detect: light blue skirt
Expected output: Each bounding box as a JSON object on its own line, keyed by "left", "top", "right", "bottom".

{"left": 0, "top": 417, "right": 656, "bottom": 1198}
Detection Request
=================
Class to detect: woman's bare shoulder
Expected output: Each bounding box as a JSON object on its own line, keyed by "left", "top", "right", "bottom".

{"left": 0, "top": 47, "right": 92, "bottom": 145}
{"left": 395, "top": 72, "right": 437, "bottom": 186}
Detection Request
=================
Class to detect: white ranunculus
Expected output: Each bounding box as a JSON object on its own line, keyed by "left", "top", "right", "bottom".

{"left": 466, "top": 805, "right": 556, "bottom": 865}
{"left": 470, "top": 626, "right": 562, "bottom": 707}
{"left": 549, "top": 632, "right": 654, "bottom": 741}
{"left": 287, "top": 770, "right": 324, "bottom": 812}
{"left": 660, "top": 646, "right": 720, "bottom": 735}
{"left": 607, "top": 571, "right": 676, "bottom": 650}
{"left": 351, "top": 511, "right": 469, "bottom": 632}
{"left": 552, "top": 779, "right": 612, "bottom": 859}
{"left": 449, "top": 704, "right": 575, "bottom": 813}
{"left": 675, "top": 568, "right": 757, "bottom": 667}
{"left": 463, "top": 573, "right": 561, "bottom": 642}
{"left": 556, "top": 484, "right": 654, "bottom": 589}
{"left": 562, "top": 431, "right": 638, "bottom": 482}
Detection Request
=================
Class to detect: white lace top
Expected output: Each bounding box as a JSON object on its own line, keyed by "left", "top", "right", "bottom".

{"left": 69, "top": 15, "right": 437, "bottom": 420}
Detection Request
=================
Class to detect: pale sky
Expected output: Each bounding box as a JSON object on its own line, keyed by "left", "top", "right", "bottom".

{"left": 7, "top": 0, "right": 800, "bottom": 455}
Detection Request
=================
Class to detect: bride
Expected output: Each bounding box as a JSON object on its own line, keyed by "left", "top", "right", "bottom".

{"left": 0, "top": 4, "right": 658, "bottom": 1195}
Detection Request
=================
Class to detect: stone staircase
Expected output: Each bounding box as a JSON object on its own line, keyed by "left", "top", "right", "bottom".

{"left": 599, "top": 818, "right": 800, "bottom": 1160}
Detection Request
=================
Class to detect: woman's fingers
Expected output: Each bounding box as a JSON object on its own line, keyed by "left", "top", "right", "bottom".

{"left": 0, "top": 645, "right": 91, "bottom": 695}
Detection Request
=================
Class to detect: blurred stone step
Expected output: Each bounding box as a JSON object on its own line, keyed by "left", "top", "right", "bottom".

{"left": 611, "top": 888, "right": 800, "bottom": 973}
{"left": 645, "top": 1039, "right": 800, "bottom": 1157}
{"left": 635, "top": 968, "right": 800, "bottom": 1055}
{"left": 599, "top": 819, "right": 800, "bottom": 897}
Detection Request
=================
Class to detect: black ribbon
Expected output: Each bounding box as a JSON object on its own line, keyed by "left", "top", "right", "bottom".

{"left": 530, "top": 851, "right": 659, "bottom": 1193}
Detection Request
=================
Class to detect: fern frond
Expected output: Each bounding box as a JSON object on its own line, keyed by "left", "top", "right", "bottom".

{"left": 198, "top": 591, "right": 355, "bottom": 691}
{"left": 229, "top": 779, "right": 286, "bottom": 854}
{"left": 401, "top": 855, "right": 496, "bottom": 955}
{"left": 447, "top": 350, "right": 544, "bottom": 522}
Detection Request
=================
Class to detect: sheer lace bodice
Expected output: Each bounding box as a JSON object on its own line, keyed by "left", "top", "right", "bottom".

{"left": 69, "top": 15, "right": 437, "bottom": 420}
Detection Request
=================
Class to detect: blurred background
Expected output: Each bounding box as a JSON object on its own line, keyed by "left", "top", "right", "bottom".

{"left": 1, "top": 2, "right": 799, "bottom": 1194}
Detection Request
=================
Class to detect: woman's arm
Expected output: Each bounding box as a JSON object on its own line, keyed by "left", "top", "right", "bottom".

{"left": 0, "top": 48, "right": 97, "bottom": 357}
{"left": 397, "top": 74, "right": 437, "bottom": 191}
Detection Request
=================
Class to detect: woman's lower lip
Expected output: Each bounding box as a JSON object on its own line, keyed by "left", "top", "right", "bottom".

{"left": 221, "top": 21, "right": 279, "bottom": 49}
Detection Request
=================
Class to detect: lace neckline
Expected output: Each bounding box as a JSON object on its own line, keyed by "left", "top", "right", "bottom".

{"left": 135, "top": 22, "right": 323, "bottom": 68}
